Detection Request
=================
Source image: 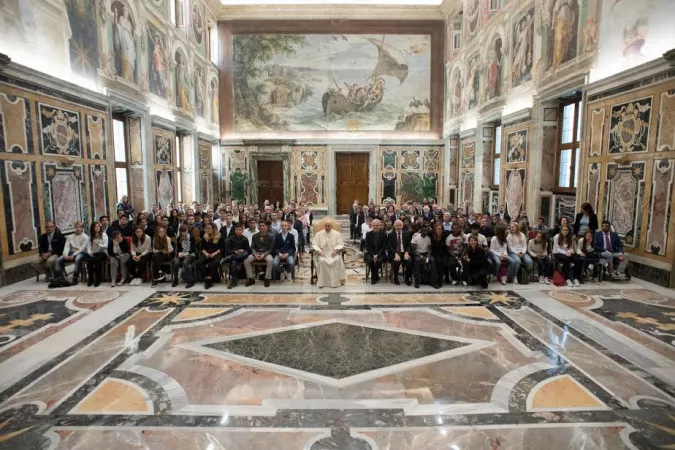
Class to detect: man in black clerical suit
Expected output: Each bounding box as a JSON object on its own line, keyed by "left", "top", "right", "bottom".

{"left": 387, "top": 219, "right": 413, "bottom": 285}
{"left": 364, "top": 219, "right": 388, "bottom": 285}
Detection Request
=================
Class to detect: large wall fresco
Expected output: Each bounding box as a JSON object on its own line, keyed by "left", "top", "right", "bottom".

{"left": 581, "top": 74, "right": 675, "bottom": 286}
{"left": 0, "top": 81, "right": 113, "bottom": 265}
{"left": 231, "top": 33, "right": 432, "bottom": 133}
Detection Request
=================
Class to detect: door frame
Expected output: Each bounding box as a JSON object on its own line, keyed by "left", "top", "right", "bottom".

{"left": 249, "top": 150, "right": 291, "bottom": 206}
{"left": 328, "top": 144, "right": 377, "bottom": 216}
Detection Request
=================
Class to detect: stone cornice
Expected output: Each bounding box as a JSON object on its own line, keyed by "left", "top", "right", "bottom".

{"left": 216, "top": 4, "right": 445, "bottom": 20}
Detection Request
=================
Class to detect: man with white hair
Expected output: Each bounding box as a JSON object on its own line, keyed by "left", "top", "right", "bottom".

{"left": 312, "top": 218, "right": 345, "bottom": 288}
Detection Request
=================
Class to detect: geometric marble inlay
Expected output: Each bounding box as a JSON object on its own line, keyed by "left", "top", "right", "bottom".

{"left": 187, "top": 319, "right": 490, "bottom": 388}
{"left": 528, "top": 375, "right": 607, "bottom": 411}
{"left": 73, "top": 378, "right": 152, "bottom": 414}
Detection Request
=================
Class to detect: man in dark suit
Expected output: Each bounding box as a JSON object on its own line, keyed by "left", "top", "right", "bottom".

{"left": 594, "top": 220, "right": 629, "bottom": 279}
{"left": 497, "top": 205, "right": 511, "bottom": 223}
{"left": 387, "top": 219, "right": 413, "bottom": 285}
{"left": 355, "top": 206, "right": 366, "bottom": 242}
{"left": 364, "top": 219, "right": 388, "bottom": 285}
{"left": 349, "top": 203, "right": 359, "bottom": 241}
{"left": 33, "top": 221, "right": 66, "bottom": 280}
{"left": 273, "top": 220, "right": 296, "bottom": 280}
{"left": 108, "top": 214, "right": 133, "bottom": 237}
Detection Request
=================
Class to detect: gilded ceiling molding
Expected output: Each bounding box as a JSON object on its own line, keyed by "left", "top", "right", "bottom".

{"left": 216, "top": 4, "right": 444, "bottom": 20}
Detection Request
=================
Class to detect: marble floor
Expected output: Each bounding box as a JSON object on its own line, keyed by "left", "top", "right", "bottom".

{"left": 1, "top": 264, "right": 675, "bottom": 449}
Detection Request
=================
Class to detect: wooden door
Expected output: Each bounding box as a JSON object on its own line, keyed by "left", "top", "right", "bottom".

{"left": 257, "top": 160, "right": 284, "bottom": 205}
{"left": 336, "top": 153, "right": 369, "bottom": 214}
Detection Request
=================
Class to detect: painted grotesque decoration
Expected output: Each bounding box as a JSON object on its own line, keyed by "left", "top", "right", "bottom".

{"left": 175, "top": 50, "right": 192, "bottom": 111}
{"left": 147, "top": 24, "right": 169, "bottom": 99}
{"left": 546, "top": 0, "right": 580, "bottom": 72}
{"left": 486, "top": 35, "right": 503, "bottom": 101}
{"left": 112, "top": 0, "right": 137, "bottom": 84}
{"left": 512, "top": 8, "right": 534, "bottom": 87}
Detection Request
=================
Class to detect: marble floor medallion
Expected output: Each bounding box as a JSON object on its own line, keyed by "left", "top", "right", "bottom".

{"left": 0, "top": 287, "right": 673, "bottom": 449}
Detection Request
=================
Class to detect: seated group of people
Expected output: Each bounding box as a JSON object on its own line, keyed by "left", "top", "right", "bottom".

{"left": 34, "top": 197, "right": 315, "bottom": 289}
{"left": 356, "top": 199, "right": 630, "bottom": 289}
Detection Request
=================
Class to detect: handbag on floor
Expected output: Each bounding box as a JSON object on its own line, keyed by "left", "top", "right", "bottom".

{"left": 552, "top": 270, "right": 566, "bottom": 287}
{"left": 517, "top": 266, "right": 530, "bottom": 285}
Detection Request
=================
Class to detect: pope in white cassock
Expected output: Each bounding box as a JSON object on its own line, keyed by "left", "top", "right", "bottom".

{"left": 312, "top": 218, "right": 346, "bottom": 288}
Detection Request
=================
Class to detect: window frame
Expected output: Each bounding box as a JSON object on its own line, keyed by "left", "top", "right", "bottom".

{"left": 491, "top": 123, "right": 502, "bottom": 189}
{"left": 555, "top": 98, "right": 582, "bottom": 192}
{"left": 488, "top": 0, "right": 501, "bottom": 12}
{"left": 208, "top": 22, "right": 218, "bottom": 64}
{"left": 112, "top": 115, "right": 130, "bottom": 203}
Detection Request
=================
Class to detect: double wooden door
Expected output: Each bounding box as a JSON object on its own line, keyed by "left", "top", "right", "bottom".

{"left": 336, "top": 153, "right": 369, "bottom": 214}
{"left": 257, "top": 160, "right": 284, "bottom": 205}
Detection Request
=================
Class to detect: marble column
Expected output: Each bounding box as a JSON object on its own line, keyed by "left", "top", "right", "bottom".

{"left": 446, "top": 135, "right": 459, "bottom": 208}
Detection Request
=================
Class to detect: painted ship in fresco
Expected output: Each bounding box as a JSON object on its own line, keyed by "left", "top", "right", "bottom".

{"left": 321, "top": 36, "right": 409, "bottom": 116}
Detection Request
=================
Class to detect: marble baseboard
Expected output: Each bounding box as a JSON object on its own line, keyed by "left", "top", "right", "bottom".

{"left": 0, "top": 263, "right": 36, "bottom": 287}
{"left": 629, "top": 261, "right": 670, "bottom": 288}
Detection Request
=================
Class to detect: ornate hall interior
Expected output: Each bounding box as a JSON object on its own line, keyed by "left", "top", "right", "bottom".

{"left": 0, "top": 0, "right": 675, "bottom": 448}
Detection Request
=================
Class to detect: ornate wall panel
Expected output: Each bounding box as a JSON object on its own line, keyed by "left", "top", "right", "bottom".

{"left": 505, "top": 129, "right": 527, "bottom": 163}
{"left": 646, "top": 159, "right": 675, "bottom": 255}
{"left": 291, "top": 146, "right": 327, "bottom": 208}
{"left": 448, "top": 137, "right": 458, "bottom": 186}
{"left": 223, "top": 147, "right": 249, "bottom": 204}
{"left": 89, "top": 164, "right": 109, "bottom": 221}
{"left": 540, "top": 125, "right": 557, "bottom": 191}
{"left": 128, "top": 117, "right": 143, "bottom": 165}
{"left": 604, "top": 162, "right": 646, "bottom": 248}
{"left": 607, "top": 97, "right": 652, "bottom": 154}
{"left": 461, "top": 171, "right": 474, "bottom": 206}
{"left": 129, "top": 167, "right": 145, "bottom": 213}
{"left": 153, "top": 128, "right": 174, "bottom": 165}
{"left": 198, "top": 141, "right": 211, "bottom": 170}
{"left": 505, "top": 168, "right": 526, "bottom": 219}
{"left": 0, "top": 160, "right": 39, "bottom": 255}
{"left": 42, "top": 162, "right": 87, "bottom": 234}
{"left": 200, "top": 172, "right": 211, "bottom": 206}
{"left": 586, "top": 163, "right": 601, "bottom": 213}
{"left": 554, "top": 194, "right": 576, "bottom": 224}
{"left": 377, "top": 146, "right": 443, "bottom": 205}
{"left": 85, "top": 115, "right": 106, "bottom": 160}
{"left": 155, "top": 169, "right": 175, "bottom": 210}
{"left": 0, "top": 92, "right": 32, "bottom": 154}
{"left": 657, "top": 91, "right": 675, "bottom": 152}
{"left": 38, "top": 103, "right": 82, "bottom": 157}
{"left": 461, "top": 142, "right": 475, "bottom": 169}
{"left": 589, "top": 108, "right": 605, "bottom": 157}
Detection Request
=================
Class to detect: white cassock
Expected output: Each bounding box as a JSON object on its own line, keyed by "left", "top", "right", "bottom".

{"left": 313, "top": 229, "right": 346, "bottom": 288}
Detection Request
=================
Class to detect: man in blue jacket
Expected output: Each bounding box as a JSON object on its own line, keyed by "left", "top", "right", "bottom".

{"left": 273, "top": 220, "right": 296, "bottom": 280}
{"left": 594, "top": 220, "right": 629, "bottom": 279}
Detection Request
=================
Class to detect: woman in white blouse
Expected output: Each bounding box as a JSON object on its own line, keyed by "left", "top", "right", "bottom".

{"left": 506, "top": 222, "right": 532, "bottom": 281}
{"left": 86, "top": 222, "right": 108, "bottom": 287}
{"left": 489, "top": 223, "right": 516, "bottom": 285}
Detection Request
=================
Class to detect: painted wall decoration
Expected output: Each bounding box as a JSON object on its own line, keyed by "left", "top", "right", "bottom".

{"left": 586, "top": 162, "right": 601, "bottom": 213}
{"left": 511, "top": 8, "right": 534, "bottom": 88}
{"left": 291, "top": 147, "right": 327, "bottom": 207}
{"left": 42, "top": 162, "right": 87, "bottom": 234}
{"left": 0, "top": 160, "right": 39, "bottom": 255}
{"left": 85, "top": 116, "right": 106, "bottom": 160}
{"left": 540, "top": 125, "right": 557, "bottom": 190}
{"left": 111, "top": 0, "right": 138, "bottom": 84}
{"left": 589, "top": 108, "right": 605, "bottom": 156}
{"left": 554, "top": 194, "right": 576, "bottom": 223}
{"left": 505, "top": 168, "right": 526, "bottom": 218}
{"left": 604, "top": 162, "right": 646, "bottom": 247}
{"left": 466, "top": 54, "right": 481, "bottom": 110}
{"left": 128, "top": 117, "right": 143, "bottom": 165}
{"left": 129, "top": 167, "right": 145, "bottom": 213}
{"left": 464, "top": 0, "right": 481, "bottom": 43}
{"left": 209, "top": 77, "right": 219, "bottom": 125}
{"left": 461, "top": 142, "right": 475, "bottom": 169}
{"left": 593, "top": 0, "right": 675, "bottom": 82}
{"left": 147, "top": 23, "right": 169, "bottom": 99}
{"left": 657, "top": 91, "right": 675, "bottom": 152}
{"left": 232, "top": 33, "right": 432, "bottom": 132}
{"left": 646, "top": 159, "right": 674, "bottom": 255}
{"left": 64, "top": 0, "right": 99, "bottom": 80}
{"left": 155, "top": 169, "right": 174, "bottom": 209}
{"left": 194, "top": 64, "right": 206, "bottom": 118}
{"left": 0, "top": 93, "right": 32, "bottom": 154}
{"left": 450, "top": 69, "right": 463, "bottom": 118}
{"left": 608, "top": 97, "right": 652, "bottom": 154}
{"left": 448, "top": 137, "right": 458, "bottom": 186}
{"left": 378, "top": 146, "right": 442, "bottom": 204}
{"left": 506, "top": 129, "right": 527, "bottom": 163}
{"left": 545, "top": 0, "right": 580, "bottom": 72}
{"left": 153, "top": 130, "right": 173, "bottom": 165}
{"left": 224, "top": 148, "right": 249, "bottom": 204}
{"left": 461, "top": 171, "right": 474, "bottom": 207}
{"left": 39, "top": 104, "right": 81, "bottom": 156}
{"left": 89, "top": 164, "right": 109, "bottom": 221}
{"left": 175, "top": 49, "right": 193, "bottom": 111}
{"left": 486, "top": 34, "right": 503, "bottom": 101}
{"left": 200, "top": 172, "right": 211, "bottom": 206}
{"left": 191, "top": 1, "right": 205, "bottom": 47}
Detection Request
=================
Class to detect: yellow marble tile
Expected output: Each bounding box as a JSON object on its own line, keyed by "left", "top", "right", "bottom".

{"left": 530, "top": 375, "right": 604, "bottom": 410}
{"left": 75, "top": 379, "right": 150, "bottom": 413}
{"left": 442, "top": 306, "right": 498, "bottom": 320}
{"left": 173, "top": 308, "right": 230, "bottom": 322}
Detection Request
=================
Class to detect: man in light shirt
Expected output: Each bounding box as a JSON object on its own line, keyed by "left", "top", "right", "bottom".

{"left": 243, "top": 218, "right": 259, "bottom": 246}
{"left": 215, "top": 211, "right": 235, "bottom": 238}
{"left": 465, "top": 222, "right": 488, "bottom": 248}
{"left": 56, "top": 221, "right": 89, "bottom": 284}
{"left": 270, "top": 212, "right": 282, "bottom": 235}
{"left": 411, "top": 225, "right": 434, "bottom": 289}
